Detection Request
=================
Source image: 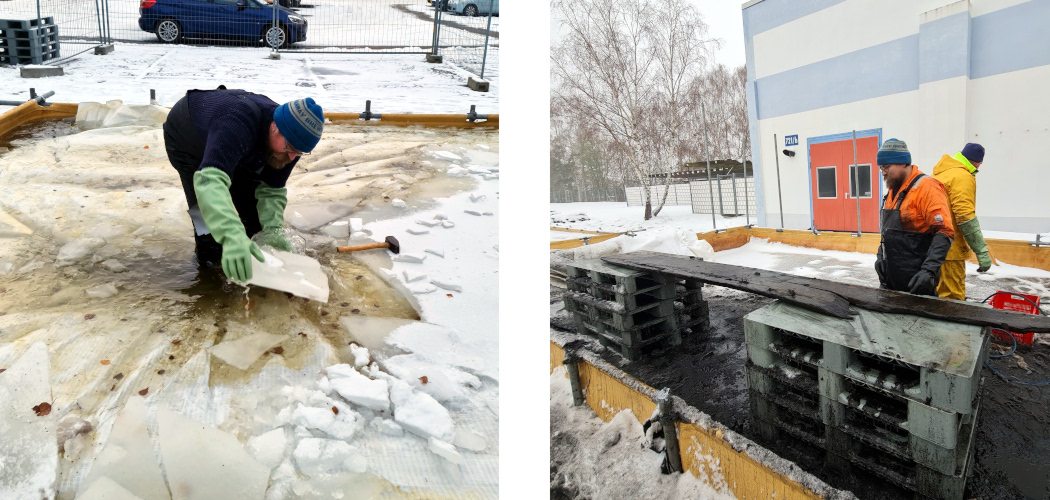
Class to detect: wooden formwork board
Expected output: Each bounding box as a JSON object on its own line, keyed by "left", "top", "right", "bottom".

{"left": 0, "top": 100, "right": 78, "bottom": 140}
{"left": 550, "top": 341, "right": 829, "bottom": 500}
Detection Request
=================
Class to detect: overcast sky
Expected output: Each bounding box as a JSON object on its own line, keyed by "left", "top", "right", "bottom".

{"left": 548, "top": 0, "right": 747, "bottom": 70}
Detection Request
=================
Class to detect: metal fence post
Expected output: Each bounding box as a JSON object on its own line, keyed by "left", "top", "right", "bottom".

{"left": 480, "top": 0, "right": 493, "bottom": 79}
{"left": 732, "top": 173, "right": 739, "bottom": 216}
{"left": 431, "top": 5, "right": 442, "bottom": 57}
{"left": 94, "top": 0, "right": 104, "bottom": 48}
{"left": 702, "top": 102, "right": 716, "bottom": 229}
{"left": 656, "top": 389, "right": 683, "bottom": 473}
{"left": 36, "top": 0, "right": 41, "bottom": 31}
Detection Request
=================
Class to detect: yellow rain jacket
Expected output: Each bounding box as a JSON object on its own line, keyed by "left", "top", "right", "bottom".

{"left": 932, "top": 153, "right": 978, "bottom": 261}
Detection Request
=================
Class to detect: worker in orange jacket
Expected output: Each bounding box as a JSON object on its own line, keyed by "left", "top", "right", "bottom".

{"left": 932, "top": 143, "right": 994, "bottom": 300}
{"left": 874, "top": 139, "right": 955, "bottom": 296}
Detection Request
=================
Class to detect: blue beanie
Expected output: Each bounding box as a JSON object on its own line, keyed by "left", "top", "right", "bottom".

{"left": 274, "top": 98, "right": 324, "bottom": 153}
{"left": 877, "top": 138, "right": 911, "bottom": 166}
{"left": 961, "top": 143, "right": 984, "bottom": 164}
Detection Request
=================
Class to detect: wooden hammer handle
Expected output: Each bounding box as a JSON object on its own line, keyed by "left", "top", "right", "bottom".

{"left": 337, "top": 242, "right": 389, "bottom": 253}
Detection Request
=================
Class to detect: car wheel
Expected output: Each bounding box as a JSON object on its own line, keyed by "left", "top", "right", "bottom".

{"left": 464, "top": 4, "right": 478, "bottom": 16}
{"left": 155, "top": 18, "right": 183, "bottom": 44}
{"left": 264, "top": 23, "right": 289, "bottom": 49}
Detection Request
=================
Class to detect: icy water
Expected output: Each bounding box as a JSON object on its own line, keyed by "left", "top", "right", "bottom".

{"left": 550, "top": 251, "right": 1050, "bottom": 500}
{"left": 0, "top": 118, "right": 498, "bottom": 497}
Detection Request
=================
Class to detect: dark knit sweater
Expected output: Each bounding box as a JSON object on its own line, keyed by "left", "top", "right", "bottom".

{"left": 185, "top": 89, "right": 298, "bottom": 189}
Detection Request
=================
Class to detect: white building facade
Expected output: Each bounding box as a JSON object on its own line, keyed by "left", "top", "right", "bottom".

{"left": 742, "top": 0, "right": 1050, "bottom": 233}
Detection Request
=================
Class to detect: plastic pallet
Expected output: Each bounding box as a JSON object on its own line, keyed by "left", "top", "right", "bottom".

{"left": 572, "top": 314, "right": 680, "bottom": 361}
{"left": 0, "top": 18, "right": 55, "bottom": 30}
{"left": 563, "top": 292, "right": 675, "bottom": 330}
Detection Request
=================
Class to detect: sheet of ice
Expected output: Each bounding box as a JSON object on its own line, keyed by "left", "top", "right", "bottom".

{"left": 158, "top": 407, "right": 269, "bottom": 500}
{"left": 453, "top": 429, "right": 487, "bottom": 452}
{"left": 389, "top": 379, "right": 454, "bottom": 442}
{"left": 86, "top": 283, "right": 119, "bottom": 298}
{"left": 209, "top": 333, "right": 287, "bottom": 370}
{"left": 337, "top": 316, "right": 417, "bottom": 352}
{"left": 56, "top": 237, "right": 106, "bottom": 266}
{"left": 78, "top": 396, "right": 170, "bottom": 500}
{"left": 427, "top": 437, "right": 463, "bottom": 465}
{"left": 0, "top": 342, "right": 57, "bottom": 500}
{"left": 75, "top": 101, "right": 170, "bottom": 129}
{"left": 293, "top": 438, "right": 364, "bottom": 477}
{"left": 246, "top": 428, "right": 289, "bottom": 470}
{"left": 286, "top": 202, "right": 361, "bottom": 231}
{"left": 382, "top": 353, "right": 481, "bottom": 403}
{"left": 78, "top": 476, "right": 144, "bottom": 500}
{"left": 329, "top": 369, "right": 390, "bottom": 412}
{"left": 385, "top": 322, "right": 484, "bottom": 372}
{"left": 247, "top": 249, "right": 330, "bottom": 303}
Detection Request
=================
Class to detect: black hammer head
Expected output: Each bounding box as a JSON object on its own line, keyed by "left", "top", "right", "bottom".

{"left": 385, "top": 236, "right": 401, "bottom": 254}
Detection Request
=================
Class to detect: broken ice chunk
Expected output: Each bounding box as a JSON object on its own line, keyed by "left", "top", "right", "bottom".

{"left": 246, "top": 428, "right": 289, "bottom": 469}
{"left": 446, "top": 166, "right": 468, "bottom": 177}
{"left": 431, "top": 280, "right": 462, "bottom": 293}
{"left": 391, "top": 199, "right": 407, "bottom": 208}
{"left": 416, "top": 220, "right": 439, "bottom": 227}
{"left": 102, "top": 259, "right": 128, "bottom": 273}
{"left": 291, "top": 404, "right": 338, "bottom": 434}
{"left": 247, "top": 250, "right": 329, "bottom": 303}
{"left": 0, "top": 342, "right": 57, "bottom": 500}
{"left": 349, "top": 218, "right": 363, "bottom": 233}
{"left": 322, "top": 221, "right": 350, "bottom": 239}
{"left": 349, "top": 344, "right": 370, "bottom": 369}
{"left": 464, "top": 210, "right": 482, "bottom": 216}
{"left": 393, "top": 174, "right": 416, "bottom": 185}
{"left": 293, "top": 438, "right": 363, "bottom": 477}
{"left": 428, "top": 437, "right": 463, "bottom": 465}
{"left": 330, "top": 369, "right": 390, "bottom": 412}
{"left": 78, "top": 477, "right": 143, "bottom": 500}
{"left": 453, "top": 429, "right": 487, "bottom": 452}
{"left": 482, "top": 211, "right": 493, "bottom": 216}
{"left": 406, "top": 227, "right": 429, "bottom": 235}
{"left": 424, "top": 248, "right": 444, "bottom": 258}
{"left": 326, "top": 363, "right": 359, "bottom": 380}
{"left": 467, "top": 166, "right": 490, "bottom": 175}
{"left": 158, "top": 408, "right": 269, "bottom": 500}
{"left": 89, "top": 223, "right": 130, "bottom": 242}
{"left": 469, "top": 193, "right": 486, "bottom": 203}
{"left": 433, "top": 213, "right": 448, "bottom": 220}
{"left": 431, "top": 151, "right": 462, "bottom": 160}
{"left": 403, "top": 270, "right": 427, "bottom": 283}
{"left": 441, "top": 221, "right": 455, "bottom": 229}
{"left": 392, "top": 253, "right": 426, "bottom": 263}
{"left": 409, "top": 283, "right": 437, "bottom": 294}
{"left": 56, "top": 237, "right": 106, "bottom": 266}
{"left": 483, "top": 174, "right": 498, "bottom": 180}
{"left": 86, "top": 283, "right": 119, "bottom": 298}
{"left": 389, "top": 380, "right": 454, "bottom": 442}
{"left": 78, "top": 396, "right": 170, "bottom": 500}
{"left": 350, "top": 231, "right": 369, "bottom": 241}
{"left": 145, "top": 247, "right": 164, "bottom": 259}
{"left": 372, "top": 417, "right": 404, "bottom": 436}
{"left": 209, "top": 333, "right": 287, "bottom": 370}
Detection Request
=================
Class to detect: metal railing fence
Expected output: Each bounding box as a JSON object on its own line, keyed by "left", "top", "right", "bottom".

{"left": 431, "top": 0, "right": 497, "bottom": 78}
{"left": 624, "top": 176, "right": 757, "bottom": 217}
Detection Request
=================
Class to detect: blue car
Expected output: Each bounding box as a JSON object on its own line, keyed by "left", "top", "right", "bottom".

{"left": 448, "top": 0, "right": 498, "bottom": 16}
{"left": 138, "top": 0, "right": 307, "bottom": 48}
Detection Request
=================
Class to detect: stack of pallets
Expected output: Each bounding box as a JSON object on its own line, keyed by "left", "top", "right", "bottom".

{"left": 563, "top": 259, "right": 689, "bottom": 361}
{"left": 0, "top": 17, "right": 59, "bottom": 66}
{"left": 743, "top": 301, "right": 989, "bottom": 500}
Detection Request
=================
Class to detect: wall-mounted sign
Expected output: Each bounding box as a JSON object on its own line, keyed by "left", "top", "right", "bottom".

{"left": 785, "top": 134, "right": 799, "bottom": 147}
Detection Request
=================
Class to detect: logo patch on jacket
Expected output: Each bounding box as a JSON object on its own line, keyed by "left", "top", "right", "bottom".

{"left": 934, "top": 214, "right": 944, "bottom": 225}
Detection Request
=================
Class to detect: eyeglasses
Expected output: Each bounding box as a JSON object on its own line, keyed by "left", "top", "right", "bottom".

{"left": 283, "top": 143, "right": 310, "bottom": 157}
{"left": 878, "top": 164, "right": 894, "bottom": 171}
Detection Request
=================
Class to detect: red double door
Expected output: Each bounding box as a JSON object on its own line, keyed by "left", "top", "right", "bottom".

{"left": 809, "top": 136, "right": 880, "bottom": 233}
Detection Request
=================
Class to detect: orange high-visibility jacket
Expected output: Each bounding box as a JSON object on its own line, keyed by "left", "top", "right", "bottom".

{"left": 882, "top": 167, "right": 955, "bottom": 241}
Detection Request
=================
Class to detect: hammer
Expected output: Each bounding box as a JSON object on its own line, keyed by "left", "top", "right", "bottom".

{"left": 337, "top": 236, "right": 400, "bottom": 255}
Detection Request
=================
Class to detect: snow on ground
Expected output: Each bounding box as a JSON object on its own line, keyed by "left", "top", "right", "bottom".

{"left": 0, "top": 100, "right": 498, "bottom": 496}
{"left": 549, "top": 367, "right": 735, "bottom": 500}
{"left": 550, "top": 202, "right": 751, "bottom": 235}
{"left": 0, "top": 43, "right": 499, "bottom": 116}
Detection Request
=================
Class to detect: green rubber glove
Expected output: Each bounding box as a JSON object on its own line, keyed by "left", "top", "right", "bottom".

{"left": 193, "top": 167, "right": 264, "bottom": 282}
{"left": 958, "top": 217, "right": 993, "bottom": 272}
{"left": 255, "top": 183, "right": 292, "bottom": 252}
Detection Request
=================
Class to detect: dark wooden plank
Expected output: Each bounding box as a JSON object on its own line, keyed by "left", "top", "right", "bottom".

{"left": 604, "top": 252, "right": 1050, "bottom": 333}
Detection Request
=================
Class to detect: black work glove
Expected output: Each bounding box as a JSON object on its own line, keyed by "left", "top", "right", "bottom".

{"left": 875, "top": 243, "right": 888, "bottom": 289}
{"left": 907, "top": 269, "right": 937, "bottom": 296}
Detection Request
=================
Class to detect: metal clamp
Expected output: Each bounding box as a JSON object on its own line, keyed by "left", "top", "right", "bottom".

{"left": 359, "top": 100, "right": 381, "bottom": 121}
{"left": 466, "top": 104, "right": 488, "bottom": 123}
{"left": 1030, "top": 234, "right": 1050, "bottom": 247}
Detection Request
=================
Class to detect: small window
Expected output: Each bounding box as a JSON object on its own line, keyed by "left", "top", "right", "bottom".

{"left": 817, "top": 167, "right": 837, "bottom": 199}
{"left": 849, "top": 164, "right": 872, "bottom": 198}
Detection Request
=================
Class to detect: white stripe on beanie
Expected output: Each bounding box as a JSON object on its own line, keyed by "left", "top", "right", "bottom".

{"left": 289, "top": 99, "right": 323, "bottom": 138}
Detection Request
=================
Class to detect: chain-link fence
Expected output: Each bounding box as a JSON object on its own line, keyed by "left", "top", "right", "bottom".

{"left": 550, "top": 186, "right": 625, "bottom": 203}
{"left": 2, "top": 0, "right": 497, "bottom": 81}
{"left": 625, "top": 183, "right": 692, "bottom": 207}
{"left": 2, "top": 0, "right": 114, "bottom": 66}
{"left": 624, "top": 177, "right": 756, "bottom": 216}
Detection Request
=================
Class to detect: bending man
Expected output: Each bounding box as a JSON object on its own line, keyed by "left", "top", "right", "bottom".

{"left": 874, "top": 139, "right": 954, "bottom": 296}
{"left": 163, "top": 87, "right": 324, "bottom": 282}
{"left": 932, "top": 143, "right": 993, "bottom": 300}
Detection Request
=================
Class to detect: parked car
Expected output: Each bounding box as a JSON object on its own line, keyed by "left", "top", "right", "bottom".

{"left": 448, "top": 0, "right": 498, "bottom": 16}
{"left": 138, "top": 0, "right": 307, "bottom": 48}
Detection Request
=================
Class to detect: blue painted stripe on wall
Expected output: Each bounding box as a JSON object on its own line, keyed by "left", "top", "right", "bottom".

{"left": 919, "top": 11, "right": 969, "bottom": 84}
{"left": 972, "top": 0, "right": 1050, "bottom": 79}
{"left": 755, "top": 35, "right": 920, "bottom": 120}
{"left": 744, "top": 0, "right": 848, "bottom": 37}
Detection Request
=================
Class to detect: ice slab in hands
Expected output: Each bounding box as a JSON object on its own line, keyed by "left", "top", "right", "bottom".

{"left": 210, "top": 332, "right": 287, "bottom": 371}
{"left": 158, "top": 407, "right": 269, "bottom": 500}
{"left": 329, "top": 368, "right": 390, "bottom": 412}
{"left": 247, "top": 249, "right": 329, "bottom": 303}
{"left": 0, "top": 342, "right": 56, "bottom": 500}
{"left": 78, "top": 396, "right": 169, "bottom": 500}
{"left": 79, "top": 477, "right": 144, "bottom": 500}
{"left": 286, "top": 202, "right": 360, "bottom": 232}
{"left": 389, "top": 379, "right": 454, "bottom": 442}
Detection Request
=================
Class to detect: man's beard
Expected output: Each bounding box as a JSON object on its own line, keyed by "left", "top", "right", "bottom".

{"left": 886, "top": 175, "right": 904, "bottom": 193}
{"left": 264, "top": 143, "right": 292, "bottom": 170}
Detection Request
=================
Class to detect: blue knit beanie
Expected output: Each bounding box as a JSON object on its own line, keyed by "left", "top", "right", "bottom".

{"left": 274, "top": 98, "right": 324, "bottom": 153}
{"left": 877, "top": 138, "right": 911, "bottom": 166}
{"left": 961, "top": 143, "right": 984, "bottom": 164}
